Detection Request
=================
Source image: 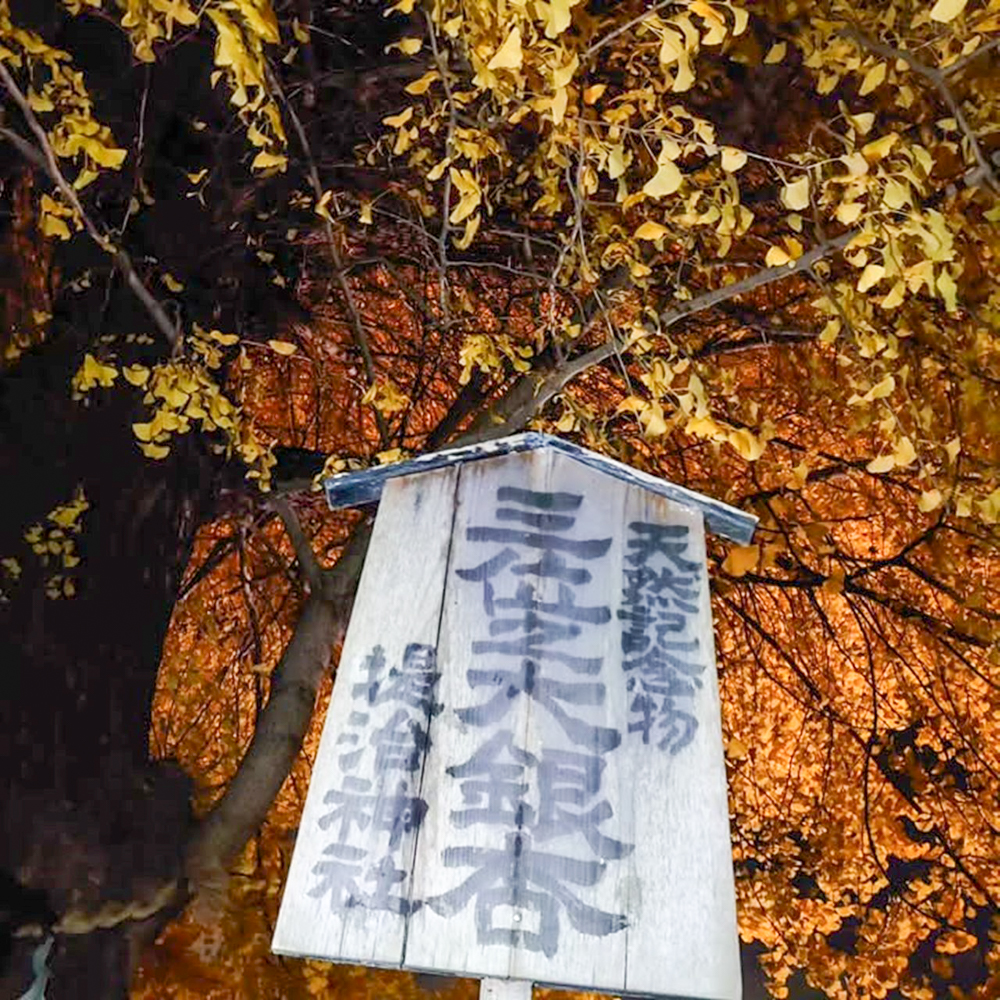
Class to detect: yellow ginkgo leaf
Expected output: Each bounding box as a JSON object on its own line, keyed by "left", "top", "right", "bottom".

{"left": 764, "top": 41, "right": 787, "bottom": 64}
{"left": 383, "top": 106, "right": 414, "bottom": 128}
{"left": 88, "top": 143, "right": 128, "bottom": 169}
{"left": 386, "top": 37, "right": 423, "bottom": 55}
{"left": 81, "top": 354, "right": 118, "bottom": 388}
{"left": 162, "top": 273, "right": 185, "bottom": 292}
{"left": 634, "top": 221, "right": 670, "bottom": 241}
{"left": 930, "top": 0, "right": 967, "bottom": 22}
{"left": 642, "top": 161, "right": 683, "bottom": 198}
{"left": 866, "top": 374, "right": 895, "bottom": 401}
{"left": 539, "top": 0, "right": 575, "bottom": 37}
{"left": 866, "top": 453, "right": 895, "bottom": 474}
{"left": 206, "top": 329, "right": 239, "bottom": 345}
{"left": 140, "top": 442, "right": 171, "bottom": 460}
{"left": 937, "top": 268, "right": 958, "bottom": 312}
{"left": 123, "top": 365, "right": 150, "bottom": 387}
{"left": 859, "top": 62, "right": 886, "bottom": 96}
{"left": 448, "top": 168, "right": 481, "bottom": 224}
{"left": 374, "top": 448, "right": 407, "bottom": 465}
{"left": 268, "top": 339, "right": 298, "bottom": 356}
{"left": 315, "top": 189, "right": 336, "bottom": 222}
{"left": 836, "top": 200, "right": 864, "bottom": 225}
{"left": 28, "top": 89, "right": 55, "bottom": 112}
{"left": 41, "top": 215, "right": 71, "bottom": 240}
{"left": 251, "top": 150, "right": 287, "bottom": 172}
{"left": 727, "top": 427, "right": 766, "bottom": 461}
{"left": 918, "top": 489, "right": 943, "bottom": 512}
{"left": 893, "top": 435, "right": 917, "bottom": 467}
{"left": 723, "top": 545, "right": 759, "bottom": 577}
{"left": 488, "top": 27, "right": 523, "bottom": 70}
{"left": 857, "top": 263, "right": 885, "bottom": 292}
{"left": 765, "top": 245, "right": 792, "bottom": 267}
{"left": 721, "top": 147, "right": 747, "bottom": 172}
{"left": 404, "top": 70, "right": 439, "bottom": 95}
{"left": 862, "top": 133, "right": 898, "bottom": 161}
{"left": 726, "top": 737, "right": 749, "bottom": 760}
{"left": 454, "top": 212, "right": 481, "bottom": 250}
{"left": 781, "top": 176, "right": 810, "bottom": 211}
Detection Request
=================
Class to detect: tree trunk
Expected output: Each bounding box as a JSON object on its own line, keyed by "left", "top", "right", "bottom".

{"left": 0, "top": 327, "right": 222, "bottom": 998}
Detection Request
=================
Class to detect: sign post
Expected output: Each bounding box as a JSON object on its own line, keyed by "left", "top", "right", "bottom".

{"left": 273, "top": 433, "right": 756, "bottom": 1000}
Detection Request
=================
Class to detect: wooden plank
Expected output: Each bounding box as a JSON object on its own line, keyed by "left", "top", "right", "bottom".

{"left": 277, "top": 447, "right": 742, "bottom": 998}
{"left": 324, "top": 433, "right": 757, "bottom": 545}
{"left": 480, "top": 979, "right": 532, "bottom": 1000}
{"left": 272, "top": 467, "right": 459, "bottom": 965}
{"left": 615, "top": 491, "right": 742, "bottom": 1000}
{"left": 404, "top": 450, "right": 632, "bottom": 992}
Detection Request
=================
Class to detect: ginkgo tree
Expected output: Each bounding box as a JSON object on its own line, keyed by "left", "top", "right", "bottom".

{"left": 1, "top": 0, "right": 999, "bottom": 998}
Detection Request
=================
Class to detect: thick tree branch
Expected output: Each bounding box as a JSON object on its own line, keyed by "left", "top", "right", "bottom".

{"left": 270, "top": 497, "right": 324, "bottom": 593}
{"left": 0, "top": 61, "right": 181, "bottom": 349}
{"left": 452, "top": 230, "right": 855, "bottom": 444}
{"left": 184, "top": 516, "right": 373, "bottom": 883}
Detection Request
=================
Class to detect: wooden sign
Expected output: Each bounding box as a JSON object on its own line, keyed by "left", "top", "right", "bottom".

{"left": 273, "top": 436, "right": 756, "bottom": 1000}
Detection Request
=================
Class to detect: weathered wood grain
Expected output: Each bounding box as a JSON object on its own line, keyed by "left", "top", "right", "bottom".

{"left": 277, "top": 447, "right": 742, "bottom": 1000}
{"left": 615, "top": 489, "right": 741, "bottom": 1000}
{"left": 272, "top": 467, "right": 459, "bottom": 964}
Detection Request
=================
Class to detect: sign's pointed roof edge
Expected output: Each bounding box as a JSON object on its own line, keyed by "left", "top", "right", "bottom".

{"left": 323, "top": 432, "right": 757, "bottom": 544}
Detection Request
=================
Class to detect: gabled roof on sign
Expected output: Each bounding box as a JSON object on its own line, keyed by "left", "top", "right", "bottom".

{"left": 323, "top": 432, "right": 757, "bottom": 544}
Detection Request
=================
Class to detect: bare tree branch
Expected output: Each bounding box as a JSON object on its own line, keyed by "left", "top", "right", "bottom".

{"left": 425, "top": 11, "right": 457, "bottom": 326}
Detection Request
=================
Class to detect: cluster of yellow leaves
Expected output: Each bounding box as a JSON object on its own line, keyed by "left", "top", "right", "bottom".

{"left": 0, "top": 1, "right": 128, "bottom": 190}
{"left": 377, "top": 0, "right": 756, "bottom": 279}
{"left": 311, "top": 453, "right": 366, "bottom": 491}
{"left": 458, "top": 332, "right": 532, "bottom": 384}
{"left": 21, "top": 485, "right": 88, "bottom": 599}
{"left": 374, "top": 0, "right": 1000, "bottom": 517}
{"left": 362, "top": 378, "right": 411, "bottom": 418}
{"left": 8, "top": 0, "right": 286, "bottom": 185}
{"left": 205, "top": 0, "right": 287, "bottom": 172}
{"left": 615, "top": 355, "right": 773, "bottom": 458}
{"left": 71, "top": 327, "right": 277, "bottom": 487}
{"left": 71, "top": 351, "right": 119, "bottom": 394}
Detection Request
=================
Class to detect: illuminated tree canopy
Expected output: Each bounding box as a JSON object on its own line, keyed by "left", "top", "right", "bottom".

{"left": 1, "top": 0, "right": 999, "bottom": 997}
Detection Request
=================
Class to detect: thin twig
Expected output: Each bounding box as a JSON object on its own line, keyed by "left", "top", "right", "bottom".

{"left": 844, "top": 27, "right": 1000, "bottom": 193}
{"left": 265, "top": 62, "right": 391, "bottom": 448}
{"left": 943, "top": 33, "right": 1000, "bottom": 77}
{"left": 0, "top": 59, "right": 182, "bottom": 349}
{"left": 582, "top": 0, "right": 674, "bottom": 60}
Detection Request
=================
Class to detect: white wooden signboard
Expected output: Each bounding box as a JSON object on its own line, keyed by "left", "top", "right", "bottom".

{"left": 273, "top": 436, "right": 754, "bottom": 1000}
